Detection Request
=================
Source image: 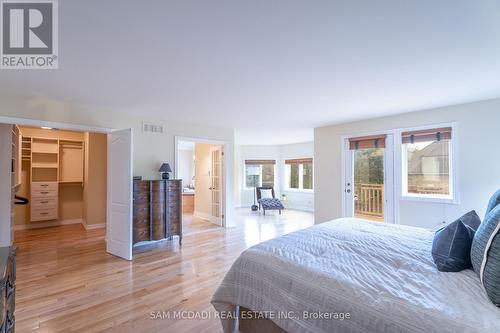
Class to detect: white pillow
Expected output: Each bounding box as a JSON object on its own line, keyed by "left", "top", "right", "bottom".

{"left": 260, "top": 189, "right": 273, "bottom": 199}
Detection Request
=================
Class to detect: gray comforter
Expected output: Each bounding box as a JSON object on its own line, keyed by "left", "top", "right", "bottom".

{"left": 211, "top": 218, "right": 500, "bottom": 333}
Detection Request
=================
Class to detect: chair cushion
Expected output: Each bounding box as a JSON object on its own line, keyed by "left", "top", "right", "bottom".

{"left": 471, "top": 205, "right": 500, "bottom": 306}
{"left": 260, "top": 189, "right": 273, "bottom": 199}
{"left": 258, "top": 198, "right": 284, "bottom": 210}
{"left": 432, "top": 211, "right": 481, "bottom": 272}
{"left": 485, "top": 189, "right": 500, "bottom": 219}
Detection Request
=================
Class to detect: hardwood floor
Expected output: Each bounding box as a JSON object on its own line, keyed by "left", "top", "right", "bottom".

{"left": 14, "top": 209, "right": 314, "bottom": 333}
{"left": 182, "top": 213, "right": 221, "bottom": 236}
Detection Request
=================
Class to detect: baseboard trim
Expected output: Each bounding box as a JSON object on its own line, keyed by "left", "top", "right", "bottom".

{"left": 83, "top": 223, "right": 106, "bottom": 230}
{"left": 239, "top": 205, "right": 314, "bottom": 213}
{"left": 14, "top": 218, "right": 83, "bottom": 230}
{"left": 193, "top": 211, "right": 221, "bottom": 226}
{"left": 193, "top": 211, "right": 212, "bottom": 221}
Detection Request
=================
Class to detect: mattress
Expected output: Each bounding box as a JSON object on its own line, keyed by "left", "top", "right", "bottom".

{"left": 211, "top": 218, "right": 500, "bottom": 333}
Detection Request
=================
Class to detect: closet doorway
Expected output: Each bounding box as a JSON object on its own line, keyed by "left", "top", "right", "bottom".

{"left": 0, "top": 119, "right": 133, "bottom": 260}
{"left": 175, "top": 137, "right": 227, "bottom": 235}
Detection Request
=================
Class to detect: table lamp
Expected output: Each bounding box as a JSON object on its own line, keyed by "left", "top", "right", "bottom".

{"left": 159, "top": 163, "right": 172, "bottom": 180}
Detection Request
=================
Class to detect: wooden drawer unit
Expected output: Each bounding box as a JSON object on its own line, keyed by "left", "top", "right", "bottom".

{"left": 133, "top": 179, "right": 182, "bottom": 245}
{"left": 31, "top": 197, "right": 58, "bottom": 209}
{"left": 31, "top": 208, "right": 58, "bottom": 222}
{"left": 31, "top": 181, "right": 57, "bottom": 191}
{"left": 0, "top": 247, "right": 16, "bottom": 333}
{"left": 182, "top": 194, "right": 194, "bottom": 214}
{"left": 31, "top": 182, "right": 58, "bottom": 221}
{"left": 31, "top": 188, "right": 58, "bottom": 198}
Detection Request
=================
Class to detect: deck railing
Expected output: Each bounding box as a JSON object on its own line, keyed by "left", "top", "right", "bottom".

{"left": 354, "top": 183, "right": 384, "bottom": 219}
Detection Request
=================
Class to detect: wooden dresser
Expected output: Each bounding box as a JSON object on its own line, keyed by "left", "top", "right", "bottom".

{"left": 133, "top": 180, "right": 182, "bottom": 245}
{"left": 0, "top": 247, "right": 15, "bottom": 333}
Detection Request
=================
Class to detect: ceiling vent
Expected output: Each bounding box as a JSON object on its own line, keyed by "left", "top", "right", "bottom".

{"left": 142, "top": 122, "right": 164, "bottom": 134}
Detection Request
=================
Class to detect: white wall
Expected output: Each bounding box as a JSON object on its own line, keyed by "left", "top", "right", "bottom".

{"left": 178, "top": 148, "right": 195, "bottom": 188}
{"left": 0, "top": 92, "right": 236, "bottom": 227}
{"left": 314, "top": 98, "right": 500, "bottom": 228}
{"left": 238, "top": 142, "right": 314, "bottom": 212}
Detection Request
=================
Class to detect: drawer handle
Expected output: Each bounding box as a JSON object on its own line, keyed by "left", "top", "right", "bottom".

{"left": 40, "top": 212, "right": 49, "bottom": 215}
{"left": 41, "top": 191, "right": 49, "bottom": 194}
{"left": 40, "top": 201, "right": 49, "bottom": 204}
{"left": 41, "top": 184, "right": 48, "bottom": 187}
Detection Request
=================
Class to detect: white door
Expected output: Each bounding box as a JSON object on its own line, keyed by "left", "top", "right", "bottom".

{"left": 343, "top": 134, "right": 394, "bottom": 223}
{"left": 107, "top": 128, "right": 133, "bottom": 260}
{"left": 209, "top": 146, "right": 223, "bottom": 226}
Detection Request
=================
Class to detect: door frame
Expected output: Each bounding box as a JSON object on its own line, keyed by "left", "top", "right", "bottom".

{"left": 0, "top": 116, "right": 133, "bottom": 257}
{"left": 174, "top": 136, "right": 228, "bottom": 228}
{"left": 341, "top": 130, "right": 395, "bottom": 223}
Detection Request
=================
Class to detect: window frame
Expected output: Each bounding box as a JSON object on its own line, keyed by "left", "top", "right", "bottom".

{"left": 396, "top": 122, "right": 459, "bottom": 205}
{"left": 244, "top": 163, "right": 275, "bottom": 189}
{"left": 284, "top": 159, "right": 314, "bottom": 192}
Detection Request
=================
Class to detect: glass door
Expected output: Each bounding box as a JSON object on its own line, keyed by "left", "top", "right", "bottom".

{"left": 209, "top": 146, "right": 222, "bottom": 226}
{"left": 344, "top": 134, "right": 394, "bottom": 223}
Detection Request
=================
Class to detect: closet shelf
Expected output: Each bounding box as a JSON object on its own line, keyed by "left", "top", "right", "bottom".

{"left": 59, "top": 181, "right": 84, "bottom": 185}
{"left": 32, "top": 164, "right": 58, "bottom": 168}
{"left": 31, "top": 150, "right": 58, "bottom": 154}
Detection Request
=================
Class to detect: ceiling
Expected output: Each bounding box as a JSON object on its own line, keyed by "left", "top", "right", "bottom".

{"left": 2, "top": 0, "right": 500, "bottom": 144}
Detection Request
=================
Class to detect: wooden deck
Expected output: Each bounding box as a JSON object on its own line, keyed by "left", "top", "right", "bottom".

{"left": 354, "top": 183, "right": 384, "bottom": 222}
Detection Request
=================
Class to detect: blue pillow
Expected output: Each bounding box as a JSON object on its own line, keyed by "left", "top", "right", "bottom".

{"left": 471, "top": 205, "right": 500, "bottom": 306}
{"left": 485, "top": 189, "right": 500, "bottom": 219}
{"left": 432, "top": 211, "right": 481, "bottom": 272}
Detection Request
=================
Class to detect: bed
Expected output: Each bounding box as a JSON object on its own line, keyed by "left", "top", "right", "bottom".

{"left": 211, "top": 218, "right": 500, "bottom": 333}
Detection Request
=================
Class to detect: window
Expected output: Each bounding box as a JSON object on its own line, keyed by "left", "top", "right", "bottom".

{"left": 245, "top": 160, "right": 275, "bottom": 188}
{"left": 401, "top": 127, "right": 455, "bottom": 201}
{"left": 285, "top": 158, "right": 313, "bottom": 191}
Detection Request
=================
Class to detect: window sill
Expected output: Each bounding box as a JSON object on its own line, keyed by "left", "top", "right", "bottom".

{"left": 283, "top": 188, "right": 314, "bottom": 194}
{"left": 401, "top": 194, "right": 460, "bottom": 205}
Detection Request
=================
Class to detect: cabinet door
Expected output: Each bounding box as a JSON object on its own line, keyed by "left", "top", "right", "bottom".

{"left": 59, "top": 145, "right": 83, "bottom": 182}
{"left": 166, "top": 181, "right": 182, "bottom": 237}
{"left": 151, "top": 181, "right": 166, "bottom": 240}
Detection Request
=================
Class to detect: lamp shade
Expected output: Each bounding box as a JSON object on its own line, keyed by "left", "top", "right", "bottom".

{"left": 159, "top": 163, "right": 172, "bottom": 173}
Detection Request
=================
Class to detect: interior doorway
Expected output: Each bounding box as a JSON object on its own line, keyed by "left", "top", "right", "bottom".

{"left": 0, "top": 118, "right": 134, "bottom": 260}
{"left": 175, "top": 137, "right": 227, "bottom": 235}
